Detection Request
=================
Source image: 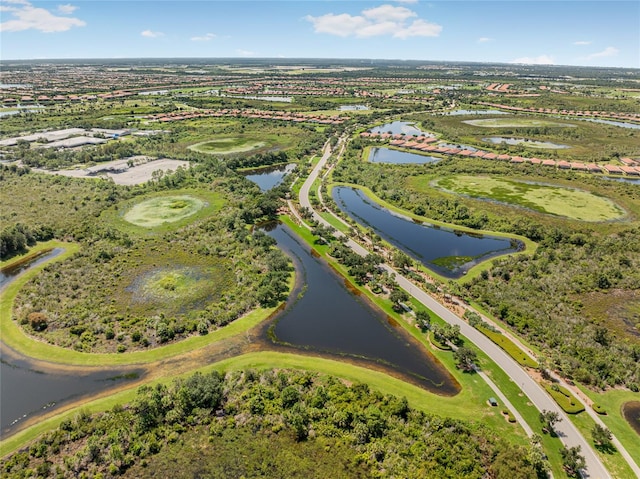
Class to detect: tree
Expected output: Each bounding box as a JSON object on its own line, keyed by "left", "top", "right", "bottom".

{"left": 415, "top": 310, "right": 431, "bottom": 331}
{"left": 392, "top": 250, "right": 413, "bottom": 270}
{"left": 560, "top": 445, "right": 586, "bottom": 477}
{"left": 389, "top": 288, "right": 409, "bottom": 312}
{"left": 454, "top": 346, "right": 478, "bottom": 372}
{"left": 591, "top": 423, "right": 613, "bottom": 449}
{"left": 539, "top": 409, "right": 561, "bottom": 435}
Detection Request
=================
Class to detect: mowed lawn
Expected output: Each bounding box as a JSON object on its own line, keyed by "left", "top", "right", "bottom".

{"left": 124, "top": 195, "right": 205, "bottom": 227}
{"left": 188, "top": 137, "right": 266, "bottom": 154}
{"left": 432, "top": 176, "right": 625, "bottom": 222}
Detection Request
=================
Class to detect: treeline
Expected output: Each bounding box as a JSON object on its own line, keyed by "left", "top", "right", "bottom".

{"left": 2, "top": 369, "right": 545, "bottom": 479}
{"left": 0, "top": 223, "right": 54, "bottom": 260}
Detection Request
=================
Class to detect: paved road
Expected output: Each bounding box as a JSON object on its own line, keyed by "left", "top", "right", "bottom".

{"left": 297, "top": 141, "right": 612, "bottom": 479}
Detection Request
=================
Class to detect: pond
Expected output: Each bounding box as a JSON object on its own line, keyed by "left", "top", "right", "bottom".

{"left": 332, "top": 187, "right": 519, "bottom": 278}
{"left": 1, "top": 250, "right": 143, "bottom": 434}
{"left": 368, "top": 147, "right": 440, "bottom": 165}
{"left": 0, "top": 108, "right": 43, "bottom": 118}
{"left": 369, "top": 121, "right": 428, "bottom": 136}
{"left": 243, "top": 163, "right": 296, "bottom": 191}
{"left": 264, "top": 224, "right": 459, "bottom": 394}
{"left": 622, "top": 401, "right": 640, "bottom": 436}
{"left": 483, "top": 137, "right": 570, "bottom": 149}
{"left": 340, "top": 105, "right": 369, "bottom": 111}
{"left": 600, "top": 176, "right": 640, "bottom": 185}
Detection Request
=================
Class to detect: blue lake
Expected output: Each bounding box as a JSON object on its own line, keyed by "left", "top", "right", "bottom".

{"left": 265, "top": 224, "right": 458, "bottom": 393}
{"left": 369, "top": 121, "right": 428, "bottom": 136}
{"left": 368, "top": 147, "right": 440, "bottom": 164}
{"left": 243, "top": 163, "right": 296, "bottom": 191}
{"left": 332, "top": 186, "right": 520, "bottom": 278}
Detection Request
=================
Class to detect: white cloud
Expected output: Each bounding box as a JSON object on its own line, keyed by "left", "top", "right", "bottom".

{"left": 57, "top": 4, "right": 77, "bottom": 14}
{"left": 573, "top": 40, "right": 591, "bottom": 46}
{"left": 394, "top": 19, "right": 441, "bottom": 38}
{"left": 141, "top": 29, "right": 164, "bottom": 38}
{"left": 511, "top": 55, "right": 555, "bottom": 65}
{"left": 305, "top": 3, "right": 442, "bottom": 39}
{"left": 191, "top": 32, "right": 216, "bottom": 41}
{"left": 0, "top": 0, "right": 85, "bottom": 33}
{"left": 478, "top": 37, "right": 492, "bottom": 43}
{"left": 363, "top": 5, "right": 416, "bottom": 23}
{"left": 236, "top": 49, "right": 255, "bottom": 57}
{"left": 587, "top": 46, "right": 619, "bottom": 59}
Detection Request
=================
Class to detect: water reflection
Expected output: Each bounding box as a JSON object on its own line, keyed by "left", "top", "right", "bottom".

{"left": 1, "top": 345, "right": 142, "bottom": 434}
{"left": 369, "top": 121, "right": 428, "bottom": 136}
{"left": 332, "top": 186, "right": 519, "bottom": 278}
{"left": 368, "top": 147, "right": 440, "bottom": 165}
{"left": 243, "top": 164, "right": 296, "bottom": 191}
{"left": 265, "top": 224, "right": 459, "bottom": 394}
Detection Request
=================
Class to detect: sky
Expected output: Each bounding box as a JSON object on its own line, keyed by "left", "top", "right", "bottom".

{"left": 1, "top": 0, "right": 639, "bottom": 68}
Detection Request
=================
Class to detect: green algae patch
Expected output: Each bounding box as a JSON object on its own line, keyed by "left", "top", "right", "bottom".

{"left": 435, "top": 176, "right": 625, "bottom": 222}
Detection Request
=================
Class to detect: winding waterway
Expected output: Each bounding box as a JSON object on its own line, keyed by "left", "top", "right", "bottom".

{"left": 332, "top": 186, "right": 519, "bottom": 278}
{"left": 263, "top": 224, "right": 458, "bottom": 394}
{"left": 1, "top": 225, "right": 459, "bottom": 437}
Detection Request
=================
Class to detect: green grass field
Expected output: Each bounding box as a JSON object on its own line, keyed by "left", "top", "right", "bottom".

{"left": 463, "top": 118, "right": 576, "bottom": 128}
{"left": 123, "top": 195, "right": 205, "bottom": 227}
{"left": 188, "top": 137, "right": 266, "bottom": 154}
{"left": 435, "top": 175, "right": 625, "bottom": 222}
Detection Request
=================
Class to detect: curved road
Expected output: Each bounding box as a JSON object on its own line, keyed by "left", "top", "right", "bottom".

{"left": 298, "top": 140, "right": 612, "bottom": 479}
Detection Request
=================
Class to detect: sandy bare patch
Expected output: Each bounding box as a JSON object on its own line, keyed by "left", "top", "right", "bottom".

{"left": 33, "top": 158, "right": 191, "bottom": 185}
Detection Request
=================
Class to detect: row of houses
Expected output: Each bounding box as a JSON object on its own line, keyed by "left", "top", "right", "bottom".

{"left": 477, "top": 102, "right": 640, "bottom": 123}
{"left": 360, "top": 131, "right": 640, "bottom": 176}
{"left": 149, "top": 108, "right": 345, "bottom": 125}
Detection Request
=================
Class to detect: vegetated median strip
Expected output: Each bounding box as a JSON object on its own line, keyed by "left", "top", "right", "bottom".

{"left": 544, "top": 384, "right": 585, "bottom": 414}
{"left": 476, "top": 325, "right": 538, "bottom": 368}
{"left": 0, "top": 242, "right": 292, "bottom": 367}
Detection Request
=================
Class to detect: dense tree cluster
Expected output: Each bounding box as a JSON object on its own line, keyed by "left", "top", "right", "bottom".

{"left": 1, "top": 369, "right": 544, "bottom": 479}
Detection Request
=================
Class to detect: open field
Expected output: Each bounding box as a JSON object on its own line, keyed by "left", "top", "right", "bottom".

{"left": 435, "top": 175, "right": 626, "bottom": 222}
{"left": 188, "top": 137, "right": 266, "bottom": 155}
{"left": 105, "top": 189, "right": 225, "bottom": 235}
{"left": 123, "top": 195, "right": 205, "bottom": 227}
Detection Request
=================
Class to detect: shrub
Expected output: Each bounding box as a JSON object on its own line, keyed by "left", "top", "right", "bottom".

{"left": 28, "top": 312, "right": 48, "bottom": 331}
